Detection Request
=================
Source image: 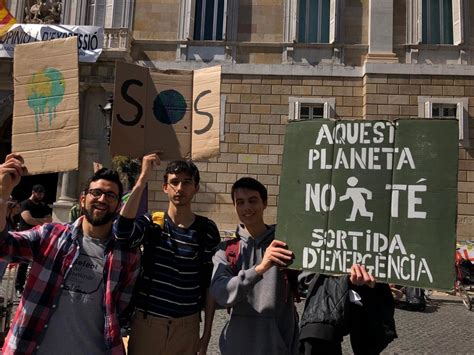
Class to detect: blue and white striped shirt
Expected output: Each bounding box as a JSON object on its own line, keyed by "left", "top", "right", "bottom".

{"left": 114, "top": 213, "right": 220, "bottom": 318}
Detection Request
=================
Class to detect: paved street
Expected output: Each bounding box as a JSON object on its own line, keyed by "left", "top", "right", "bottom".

{"left": 2, "top": 267, "right": 473, "bottom": 354}
{"left": 207, "top": 293, "right": 474, "bottom": 355}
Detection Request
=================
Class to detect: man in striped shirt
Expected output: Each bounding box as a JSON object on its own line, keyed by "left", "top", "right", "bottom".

{"left": 114, "top": 153, "right": 221, "bottom": 355}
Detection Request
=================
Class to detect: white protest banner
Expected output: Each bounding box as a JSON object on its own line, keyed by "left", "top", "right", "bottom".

{"left": 0, "top": 24, "right": 103, "bottom": 62}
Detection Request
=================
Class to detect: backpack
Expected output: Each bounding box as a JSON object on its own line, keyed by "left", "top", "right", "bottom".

{"left": 224, "top": 236, "right": 300, "bottom": 304}
{"left": 405, "top": 287, "right": 426, "bottom": 312}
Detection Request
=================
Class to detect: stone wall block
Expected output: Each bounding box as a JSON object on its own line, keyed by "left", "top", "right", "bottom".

{"left": 251, "top": 105, "right": 272, "bottom": 114}
{"left": 259, "top": 134, "right": 280, "bottom": 144}
{"left": 231, "top": 104, "right": 251, "bottom": 113}
{"left": 229, "top": 123, "right": 250, "bottom": 133}
{"left": 377, "top": 84, "right": 399, "bottom": 94}
{"left": 365, "top": 94, "right": 388, "bottom": 104}
{"left": 250, "top": 124, "right": 270, "bottom": 134}
{"left": 420, "top": 86, "right": 443, "bottom": 95}
{"left": 312, "top": 86, "right": 333, "bottom": 96}
{"left": 224, "top": 162, "right": 246, "bottom": 173}
{"left": 249, "top": 144, "right": 269, "bottom": 154}
{"left": 231, "top": 84, "right": 251, "bottom": 93}
{"left": 251, "top": 85, "right": 272, "bottom": 94}
{"left": 238, "top": 154, "right": 259, "bottom": 164}
{"left": 272, "top": 85, "right": 292, "bottom": 94}
{"left": 240, "top": 94, "right": 260, "bottom": 104}
{"left": 258, "top": 154, "right": 279, "bottom": 165}
{"left": 443, "top": 86, "right": 465, "bottom": 96}
{"left": 334, "top": 87, "right": 354, "bottom": 96}
{"left": 292, "top": 86, "right": 312, "bottom": 95}
{"left": 388, "top": 95, "right": 410, "bottom": 105}
{"left": 248, "top": 164, "right": 268, "bottom": 174}
{"left": 217, "top": 173, "right": 238, "bottom": 183}
{"left": 208, "top": 163, "right": 228, "bottom": 173}
{"left": 239, "top": 134, "right": 260, "bottom": 144}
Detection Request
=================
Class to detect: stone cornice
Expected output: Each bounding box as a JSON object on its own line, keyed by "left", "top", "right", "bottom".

{"left": 140, "top": 61, "right": 474, "bottom": 77}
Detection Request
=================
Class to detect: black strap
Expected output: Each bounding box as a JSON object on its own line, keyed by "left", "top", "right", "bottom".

{"left": 141, "top": 222, "right": 162, "bottom": 318}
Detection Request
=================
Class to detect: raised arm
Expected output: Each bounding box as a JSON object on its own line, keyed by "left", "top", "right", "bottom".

{"left": 114, "top": 153, "right": 160, "bottom": 248}
{"left": 0, "top": 154, "right": 26, "bottom": 231}
{"left": 0, "top": 154, "right": 45, "bottom": 262}
{"left": 121, "top": 153, "right": 160, "bottom": 219}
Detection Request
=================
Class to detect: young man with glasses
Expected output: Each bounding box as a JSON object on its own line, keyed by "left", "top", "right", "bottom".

{"left": 0, "top": 154, "right": 140, "bottom": 355}
{"left": 114, "top": 153, "right": 221, "bottom": 355}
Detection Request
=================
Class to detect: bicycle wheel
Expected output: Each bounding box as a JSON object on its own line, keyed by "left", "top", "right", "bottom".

{"left": 456, "top": 281, "right": 472, "bottom": 311}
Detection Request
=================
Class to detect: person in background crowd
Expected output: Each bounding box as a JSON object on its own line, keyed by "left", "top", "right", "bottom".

{"left": 0, "top": 199, "right": 21, "bottom": 282}
{"left": 15, "top": 184, "right": 52, "bottom": 295}
{"left": 114, "top": 153, "right": 221, "bottom": 355}
{"left": 0, "top": 153, "right": 140, "bottom": 355}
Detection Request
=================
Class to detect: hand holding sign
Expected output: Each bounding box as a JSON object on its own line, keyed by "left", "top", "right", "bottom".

{"left": 0, "top": 154, "right": 27, "bottom": 198}
{"left": 349, "top": 264, "right": 376, "bottom": 288}
{"left": 136, "top": 152, "right": 161, "bottom": 186}
{"left": 255, "top": 240, "right": 295, "bottom": 275}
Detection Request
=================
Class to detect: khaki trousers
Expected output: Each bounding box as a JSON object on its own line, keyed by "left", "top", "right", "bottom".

{"left": 127, "top": 311, "right": 200, "bottom": 355}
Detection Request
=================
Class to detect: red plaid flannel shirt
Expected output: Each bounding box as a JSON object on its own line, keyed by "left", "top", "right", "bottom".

{"left": 0, "top": 216, "right": 140, "bottom": 355}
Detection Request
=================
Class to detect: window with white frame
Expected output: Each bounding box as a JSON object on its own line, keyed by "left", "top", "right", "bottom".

{"left": 407, "top": 0, "right": 463, "bottom": 45}
{"left": 86, "top": 0, "right": 106, "bottom": 26}
{"left": 285, "top": 0, "right": 337, "bottom": 44}
{"left": 85, "top": 0, "right": 133, "bottom": 27}
{"left": 193, "top": 0, "right": 227, "bottom": 41}
{"left": 298, "top": 0, "right": 330, "bottom": 43}
{"left": 422, "top": 0, "right": 453, "bottom": 44}
{"left": 289, "top": 97, "right": 335, "bottom": 121}
{"left": 418, "top": 96, "right": 469, "bottom": 146}
{"left": 179, "top": 0, "right": 237, "bottom": 43}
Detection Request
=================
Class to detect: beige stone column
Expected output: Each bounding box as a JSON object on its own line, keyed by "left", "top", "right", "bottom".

{"left": 52, "top": 171, "right": 79, "bottom": 223}
{"left": 365, "top": 0, "right": 398, "bottom": 63}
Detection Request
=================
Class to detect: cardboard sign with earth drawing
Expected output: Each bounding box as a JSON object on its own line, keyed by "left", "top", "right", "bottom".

{"left": 12, "top": 37, "right": 79, "bottom": 174}
{"left": 276, "top": 119, "right": 458, "bottom": 290}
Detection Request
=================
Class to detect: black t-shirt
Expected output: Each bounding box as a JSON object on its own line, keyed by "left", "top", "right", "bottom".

{"left": 19, "top": 199, "right": 52, "bottom": 231}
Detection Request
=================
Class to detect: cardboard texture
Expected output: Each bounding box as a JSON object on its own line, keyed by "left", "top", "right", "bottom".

{"left": 276, "top": 119, "right": 459, "bottom": 290}
{"left": 13, "top": 37, "right": 79, "bottom": 175}
{"left": 192, "top": 66, "right": 221, "bottom": 160}
{"left": 111, "top": 62, "right": 220, "bottom": 160}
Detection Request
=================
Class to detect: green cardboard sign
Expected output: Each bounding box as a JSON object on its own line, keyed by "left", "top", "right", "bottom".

{"left": 276, "top": 119, "right": 458, "bottom": 290}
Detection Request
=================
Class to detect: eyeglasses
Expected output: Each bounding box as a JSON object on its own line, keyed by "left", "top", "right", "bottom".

{"left": 87, "top": 188, "right": 119, "bottom": 202}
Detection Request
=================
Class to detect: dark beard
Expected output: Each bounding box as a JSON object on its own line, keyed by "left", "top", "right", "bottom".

{"left": 83, "top": 207, "right": 116, "bottom": 226}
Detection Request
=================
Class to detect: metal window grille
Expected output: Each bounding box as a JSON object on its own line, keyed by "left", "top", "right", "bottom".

{"left": 194, "top": 0, "right": 226, "bottom": 40}
{"left": 299, "top": 104, "right": 325, "bottom": 120}
{"left": 432, "top": 103, "right": 457, "bottom": 119}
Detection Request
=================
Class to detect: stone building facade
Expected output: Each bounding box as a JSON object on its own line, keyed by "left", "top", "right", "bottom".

{"left": 0, "top": 0, "right": 473, "bottom": 240}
